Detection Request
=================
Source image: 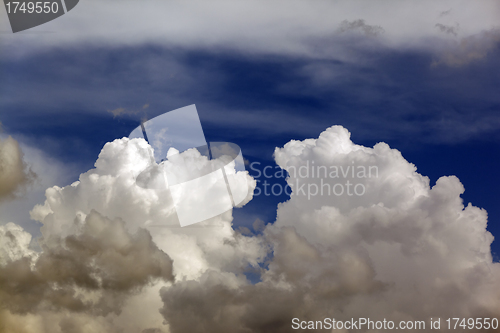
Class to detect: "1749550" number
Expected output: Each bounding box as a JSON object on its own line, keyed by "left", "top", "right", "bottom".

{"left": 5, "top": 1, "right": 59, "bottom": 14}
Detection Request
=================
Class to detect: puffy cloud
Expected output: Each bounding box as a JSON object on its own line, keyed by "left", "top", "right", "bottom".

{"left": 30, "top": 138, "right": 262, "bottom": 280}
{"left": 0, "top": 136, "right": 36, "bottom": 201}
{"left": 160, "top": 228, "right": 383, "bottom": 333}
{"left": 2, "top": 127, "right": 500, "bottom": 332}
{"left": 159, "top": 126, "right": 500, "bottom": 332}
{"left": 270, "top": 126, "right": 500, "bottom": 319}
{"left": 0, "top": 222, "right": 35, "bottom": 265}
{"left": 0, "top": 136, "right": 262, "bottom": 332}
{"left": 0, "top": 210, "right": 174, "bottom": 316}
{"left": 0, "top": 140, "right": 77, "bottom": 239}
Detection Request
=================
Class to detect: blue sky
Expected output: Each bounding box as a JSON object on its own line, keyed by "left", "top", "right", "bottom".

{"left": 1, "top": 42, "right": 500, "bottom": 256}
{"left": 2, "top": 2, "right": 500, "bottom": 331}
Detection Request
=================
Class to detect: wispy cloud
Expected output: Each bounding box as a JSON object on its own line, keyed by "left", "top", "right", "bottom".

{"left": 108, "top": 103, "right": 149, "bottom": 118}
{"left": 339, "top": 19, "right": 385, "bottom": 37}
{"left": 435, "top": 23, "right": 459, "bottom": 37}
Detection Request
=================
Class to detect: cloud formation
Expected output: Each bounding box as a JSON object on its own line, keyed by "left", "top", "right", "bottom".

{"left": 1, "top": 0, "right": 499, "bottom": 66}
{"left": 0, "top": 210, "right": 174, "bottom": 316}
{"left": 160, "top": 126, "right": 500, "bottom": 332}
{"left": 0, "top": 136, "right": 36, "bottom": 201}
{"left": 0, "top": 222, "right": 35, "bottom": 266}
{"left": 435, "top": 23, "right": 459, "bottom": 37}
{"left": 0, "top": 137, "right": 262, "bottom": 332}
{"left": 339, "top": 19, "right": 385, "bottom": 37}
{"left": 432, "top": 28, "right": 500, "bottom": 66}
{"left": 108, "top": 103, "right": 149, "bottom": 118}
{"left": 29, "top": 137, "right": 261, "bottom": 281}
{"left": 1, "top": 127, "right": 499, "bottom": 332}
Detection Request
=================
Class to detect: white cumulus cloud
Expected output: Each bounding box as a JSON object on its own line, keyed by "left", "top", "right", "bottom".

{"left": 160, "top": 126, "right": 500, "bottom": 332}
{"left": 1, "top": 127, "right": 499, "bottom": 332}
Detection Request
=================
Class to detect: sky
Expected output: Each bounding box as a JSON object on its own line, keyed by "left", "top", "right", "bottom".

{"left": 1, "top": 1, "right": 500, "bottom": 332}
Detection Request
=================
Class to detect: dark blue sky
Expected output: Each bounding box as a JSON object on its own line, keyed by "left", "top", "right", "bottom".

{"left": 1, "top": 43, "right": 500, "bottom": 258}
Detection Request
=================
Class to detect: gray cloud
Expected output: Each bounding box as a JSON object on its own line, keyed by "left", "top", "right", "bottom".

{"left": 0, "top": 136, "right": 36, "bottom": 201}
{"left": 339, "top": 19, "right": 385, "bottom": 37}
{"left": 432, "top": 28, "right": 500, "bottom": 67}
{"left": 0, "top": 210, "right": 174, "bottom": 316}
{"left": 439, "top": 9, "right": 452, "bottom": 17}
{"left": 1, "top": 0, "right": 498, "bottom": 61}
{"left": 159, "top": 126, "right": 500, "bottom": 333}
{"left": 0, "top": 137, "right": 263, "bottom": 332}
{"left": 160, "top": 227, "right": 384, "bottom": 333}
{"left": 2, "top": 126, "right": 499, "bottom": 332}
{"left": 435, "top": 23, "right": 459, "bottom": 36}
{"left": 142, "top": 329, "right": 165, "bottom": 333}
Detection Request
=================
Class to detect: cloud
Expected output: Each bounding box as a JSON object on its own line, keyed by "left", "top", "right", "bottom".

{"left": 435, "top": 23, "right": 459, "bottom": 37}
{"left": 2, "top": 39, "right": 498, "bottom": 155}
{"left": 1, "top": 0, "right": 499, "bottom": 62}
{"left": 160, "top": 231, "right": 384, "bottom": 333}
{"left": 0, "top": 136, "right": 263, "bottom": 332}
{"left": 432, "top": 28, "right": 500, "bottom": 66}
{"left": 339, "top": 19, "right": 385, "bottom": 37}
{"left": 439, "top": 9, "right": 452, "bottom": 17}
{"left": 2, "top": 127, "right": 499, "bottom": 332}
{"left": 159, "top": 126, "right": 500, "bottom": 332}
{"left": 0, "top": 222, "right": 35, "bottom": 266}
{"left": 0, "top": 210, "right": 174, "bottom": 316}
{"left": 108, "top": 104, "right": 149, "bottom": 118}
{"left": 29, "top": 138, "right": 260, "bottom": 268}
{"left": 0, "top": 136, "right": 80, "bottom": 250}
{"left": 0, "top": 136, "right": 36, "bottom": 201}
